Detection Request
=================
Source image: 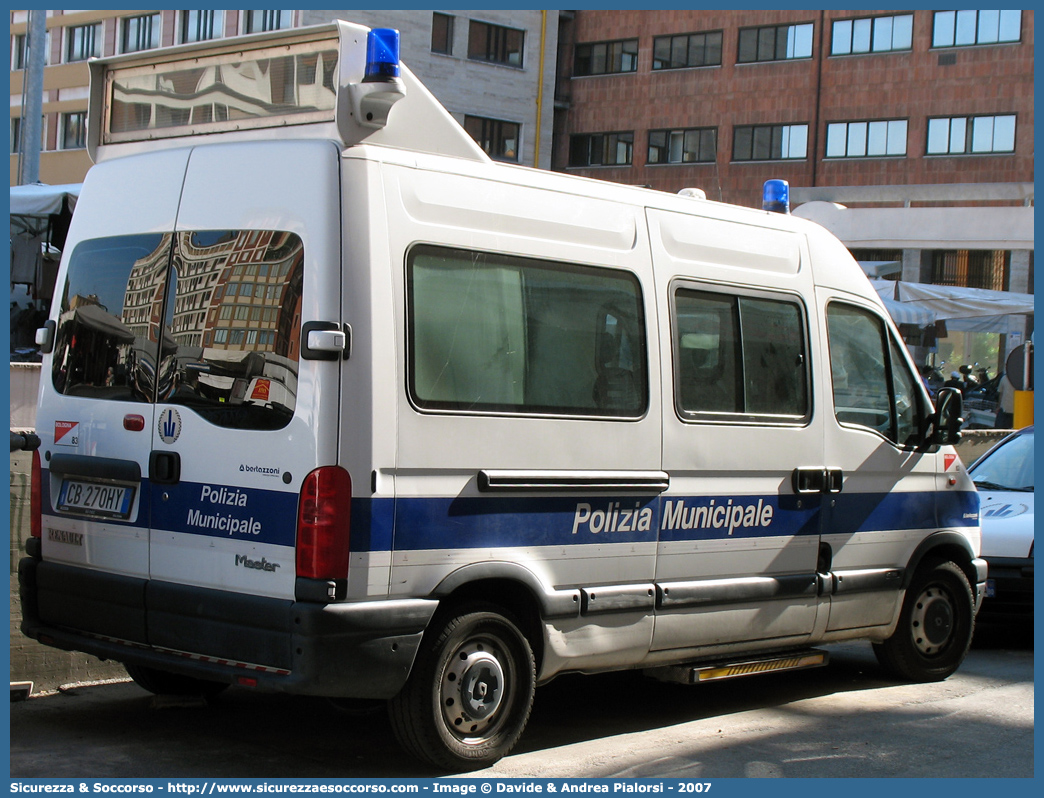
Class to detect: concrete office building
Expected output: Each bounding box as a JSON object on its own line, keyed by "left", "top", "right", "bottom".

{"left": 10, "top": 9, "right": 556, "bottom": 187}
{"left": 302, "top": 9, "right": 557, "bottom": 170}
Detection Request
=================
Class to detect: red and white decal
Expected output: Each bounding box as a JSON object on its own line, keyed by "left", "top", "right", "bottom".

{"left": 944, "top": 453, "right": 958, "bottom": 471}
{"left": 250, "top": 379, "right": 271, "bottom": 402}
{"left": 54, "top": 421, "right": 79, "bottom": 446}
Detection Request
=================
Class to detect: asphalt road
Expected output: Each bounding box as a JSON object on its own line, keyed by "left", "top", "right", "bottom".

{"left": 9, "top": 620, "right": 1033, "bottom": 780}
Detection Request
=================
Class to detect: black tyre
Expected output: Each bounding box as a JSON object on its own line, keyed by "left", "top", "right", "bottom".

{"left": 873, "top": 560, "right": 975, "bottom": 681}
{"left": 388, "top": 604, "right": 536, "bottom": 772}
{"left": 125, "top": 663, "right": 229, "bottom": 698}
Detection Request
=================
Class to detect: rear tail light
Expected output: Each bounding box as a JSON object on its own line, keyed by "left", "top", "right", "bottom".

{"left": 30, "top": 450, "right": 42, "bottom": 540}
{"left": 296, "top": 466, "right": 351, "bottom": 581}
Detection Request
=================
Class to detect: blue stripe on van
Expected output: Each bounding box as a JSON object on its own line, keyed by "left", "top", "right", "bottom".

{"left": 150, "top": 479, "right": 299, "bottom": 547}
{"left": 376, "top": 490, "right": 978, "bottom": 553}
{"left": 42, "top": 468, "right": 977, "bottom": 553}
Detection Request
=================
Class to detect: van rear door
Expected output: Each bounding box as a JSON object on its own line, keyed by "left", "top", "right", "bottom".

{"left": 39, "top": 150, "right": 190, "bottom": 590}
{"left": 146, "top": 140, "right": 342, "bottom": 602}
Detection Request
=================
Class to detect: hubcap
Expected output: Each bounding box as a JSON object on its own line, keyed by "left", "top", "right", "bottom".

{"left": 911, "top": 585, "right": 954, "bottom": 656}
{"left": 442, "top": 640, "right": 507, "bottom": 739}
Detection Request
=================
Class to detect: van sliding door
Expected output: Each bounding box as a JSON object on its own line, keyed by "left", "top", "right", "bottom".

{"left": 649, "top": 209, "right": 823, "bottom": 654}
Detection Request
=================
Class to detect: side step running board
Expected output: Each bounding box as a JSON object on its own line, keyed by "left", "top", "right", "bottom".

{"left": 645, "top": 649, "right": 829, "bottom": 685}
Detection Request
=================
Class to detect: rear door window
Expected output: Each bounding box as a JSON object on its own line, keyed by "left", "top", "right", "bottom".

{"left": 52, "top": 230, "right": 304, "bottom": 430}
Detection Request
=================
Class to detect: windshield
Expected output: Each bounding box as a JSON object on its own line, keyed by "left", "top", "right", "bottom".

{"left": 969, "top": 430, "right": 1034, "bottom": 492}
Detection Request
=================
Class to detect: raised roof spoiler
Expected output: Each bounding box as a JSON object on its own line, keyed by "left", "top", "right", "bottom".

{"left": 86, "top": 21, "right": 489, "bottom": 164}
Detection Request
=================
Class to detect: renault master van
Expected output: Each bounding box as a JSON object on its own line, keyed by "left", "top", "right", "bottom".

{"left": 20, "top": 22, "right": 983, "bottom": 771}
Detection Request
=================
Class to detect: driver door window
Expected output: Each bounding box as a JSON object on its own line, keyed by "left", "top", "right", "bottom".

{"left": 827, "top": 302, "right": 922, "bottom": 446}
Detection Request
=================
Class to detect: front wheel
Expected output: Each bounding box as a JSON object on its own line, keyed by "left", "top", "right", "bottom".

{"left": 388, "top": 604, "right": 536, "bottom": 772}
{"left": 873, "top": 560, "right": 975, "bottom": 682}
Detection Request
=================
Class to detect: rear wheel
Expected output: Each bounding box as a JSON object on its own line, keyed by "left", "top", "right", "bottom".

{"left": 873, "top": 560, "right": 975, "bottom": 681}
{"left": 388, "top": 603, "right": 536, "bottom": 771}
{"left": 125, "top": 663, "right": 229, "bottom": 698}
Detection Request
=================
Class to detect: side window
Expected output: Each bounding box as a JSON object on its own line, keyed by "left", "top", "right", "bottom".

{"left": 674, "top": 288, "right": 809, "bottom": 422}
{"left": 52, "top": 231, "right": 304, "bottom": 431}
{"left": 889, "top": 335, "right": 920, "bottom": 445}
{"left": 407, "top": 245, "right": 647, "bottom": 417}
{"left": 827, "top": 302, "right": 922, "bottom": 446}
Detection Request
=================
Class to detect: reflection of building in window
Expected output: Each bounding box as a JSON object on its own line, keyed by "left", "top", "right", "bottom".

{"left": 122, "top": 234, "right": 174, "bottom": 342}
{"left": 108, "top": 48, "right": 339, "bottom": 136}
{"left": 120, "top": 231, "right": 303, "bottom": 359}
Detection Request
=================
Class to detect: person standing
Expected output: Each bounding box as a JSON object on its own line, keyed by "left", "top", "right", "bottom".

{"left": 995, "top": 372, "right": 1015, "bottom": 428}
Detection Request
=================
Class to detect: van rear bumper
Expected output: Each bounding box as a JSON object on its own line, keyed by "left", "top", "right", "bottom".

{"left": 19, "top": 557, "right": 437, "bottom": 699}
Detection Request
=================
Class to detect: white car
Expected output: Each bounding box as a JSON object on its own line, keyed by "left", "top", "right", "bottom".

{"left": 968, "top": 426, "right": 1034, "bottom": 618}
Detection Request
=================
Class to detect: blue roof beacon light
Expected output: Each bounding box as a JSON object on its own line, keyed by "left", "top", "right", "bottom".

{"left": 763, "top": 179, "right": 790, "bottom": 214}
{"left": 350, "top": 27, "right": 406, "bottom": 130}
{"left": 364, "top": 28, "right": 401, "bottom": 82}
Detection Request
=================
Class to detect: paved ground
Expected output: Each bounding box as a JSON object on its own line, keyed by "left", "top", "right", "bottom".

{"left": 9, "top": 620, "right": 1033, "bottom": 779}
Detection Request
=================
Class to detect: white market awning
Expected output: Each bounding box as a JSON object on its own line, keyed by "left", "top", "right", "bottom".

{"left": 871, "top": 279, "right": 1033, "bottom": 333}
{"left": 10, "top": 182, "right": 81, "bottom": 217}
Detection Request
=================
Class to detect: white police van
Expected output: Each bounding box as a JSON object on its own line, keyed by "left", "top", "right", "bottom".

{"left": 20, "top": 22, "right": 983, "bottom": 771}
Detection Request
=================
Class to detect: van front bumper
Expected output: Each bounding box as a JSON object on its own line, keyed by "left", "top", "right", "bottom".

{"left": 19, "top": 556, "right": 437, "bottom": 699}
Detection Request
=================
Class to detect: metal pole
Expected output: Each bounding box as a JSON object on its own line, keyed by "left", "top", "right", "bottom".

{"left": 19, "top": 8, "right": 47, "bottom": 185}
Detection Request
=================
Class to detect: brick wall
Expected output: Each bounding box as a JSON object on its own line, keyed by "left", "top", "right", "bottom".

{"left": 558, "top": 9, "right": 1034, "bottom": 208}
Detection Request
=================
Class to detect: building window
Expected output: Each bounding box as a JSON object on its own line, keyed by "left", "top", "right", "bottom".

{"left": 932, "top": 10, "right": 1021, "bottom": 48}
{"left": 13, "top": 116, "right": 47, "bottom": 154}
{"left": 66, "top": 23, "right": 100, "bottom": 62}
{"left": 931, "top": 250, "right": 1009, "bottom": 291}
{"left": 121, "top": 14, "right": 160, "bottom": 53}
{"left": 61, "top": 112, "right": 87, "bottom": 150}
{"left": 652, "top": 31, "right": 723, "bottom": 70}
{"left": 831, "top": 14, "right": 913, "bottom": 55}
{"left": 245, "top": 10, "right": 292, "bottom": 34}
{"left": 737, "top": 23, "right": 813, "bottom": 63}
{"left": 733, "top": 124, "right": 807, "bottom": 161}
{"left": 648, "top": 128, "right": 717, "bottom": 164}
{"left": 468, "top": 20, "right": 524, "bottom": 67}
{"left": 12, "top": 34, "right": 27, "bottom": 69}
{"left": 926, "top": 115, "right": 1016, "bottom": 155}
{"left": 432, "top": 13, "right": 454, "bottom": 55}
{"left": 463, "top": 115, "right": 520, "bottom": 162}
{"left": 826, "top": 120, "right": 907, "bottom": 158}
{"left": 569, "top": 132, "right": 634, "bottom": 167}
{"left": 181, "top": 10, "right": 223, "bottom": 43}
{"left": 574, "top": 39, "right": 638, "bottom": 76}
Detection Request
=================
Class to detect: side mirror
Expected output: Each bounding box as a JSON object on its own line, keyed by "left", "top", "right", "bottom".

{"left": 932, "top": 386, "right": 964, "bottom": 446}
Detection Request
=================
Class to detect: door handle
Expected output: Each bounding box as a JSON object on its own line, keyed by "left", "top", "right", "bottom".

{"left": 792, "top": 467, "right": 844, "bottom": 495}
{"left": 149, "top": 451, "right": 181, "bottom": 485}
{"left": 825, "top": 468, "right": 844, "bottom": 493}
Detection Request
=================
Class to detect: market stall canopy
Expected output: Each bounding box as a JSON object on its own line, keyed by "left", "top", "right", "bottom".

{"left": 10, "top": 182, "right": 81, "bottom": 220}
{"left": 10, "top": 183, "right": 81, "bottom": 294}
{"left": 59, "top": 304, "right": 135, "bottom": 344}
{"left": 871, "top": 279, "right": 1033, "bottom": 333}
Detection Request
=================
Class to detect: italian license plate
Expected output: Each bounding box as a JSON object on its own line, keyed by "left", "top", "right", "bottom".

{"left": 57, "top": 479, "right": 135, "bottom": 520}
